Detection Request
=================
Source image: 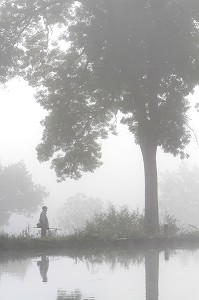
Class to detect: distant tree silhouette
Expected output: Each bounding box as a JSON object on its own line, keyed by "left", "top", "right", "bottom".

{"left": 56, "top": 193, "right": 103, "bottom": 233}
{"left": 0, "top": 161, "right": 47, "bottom": 226}
{"left": 159, "top": 164, "right": 199, "bottom": 227}
{"left": 1, "top": 0, "right": 199, "bottom": 234}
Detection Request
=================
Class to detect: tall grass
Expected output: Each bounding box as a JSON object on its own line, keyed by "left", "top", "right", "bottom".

{"left": 0, "top": 206, "right": 198, "bottom": 251}
{"left": 78, "top": 205, "right": 145, "bottom": 240}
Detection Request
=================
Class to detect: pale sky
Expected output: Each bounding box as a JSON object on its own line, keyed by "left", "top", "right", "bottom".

{"left": 0, "top": 78, "right": 199, "bottom": 232}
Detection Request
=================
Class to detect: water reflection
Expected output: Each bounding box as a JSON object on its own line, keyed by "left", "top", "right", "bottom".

{"left": 0, "top": 247, "right": 198, "bottom": 300}
{"left": 67, "top": 247, "right": 145, "bottom": 271}
{"left": 145, "top": 250, "right": 159, "bottom": 300}
{"left": 37, "top": 255, "right": 49, "bottom": 282}
{"left": 164, "top": 249, "right": 170, "bottom": 261}
{"left": 57, "top": 289, "right": 81, "bottom": 300}
{"left": 0, "top": 258, "right": 30, "bottom": 280}
{"left": 57, "top": 289, "right": 95, "bottom": 300}
{"left": 71, "top": 248, "right": 172, "bottom": 300}
{"left": 78, "top": 248, "right": 161, "bottom": 300}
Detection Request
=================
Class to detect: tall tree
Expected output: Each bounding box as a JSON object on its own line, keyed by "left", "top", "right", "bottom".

{"left": 0, "top": 161, "right": 48, "bottom": 226}
{"left": 0, "top": 0, "right": 32, "bottom": 82}
{"left": 1, "top": 0, "right": 199, "bottom": 234}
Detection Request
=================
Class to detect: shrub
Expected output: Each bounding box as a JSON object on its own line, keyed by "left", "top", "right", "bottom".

{"left": 160, "top": 213, "right": 181, "bottom": 236}
{"left": 80, "top": 205, "right": 145, "bottom": 240}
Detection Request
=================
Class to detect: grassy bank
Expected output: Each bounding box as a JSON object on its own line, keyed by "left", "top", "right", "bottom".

{"left": 1, "top": 206, "right": 199, "bottom": 251}
{"left": 1, "top": 231, "right": 199, "bottom": 252}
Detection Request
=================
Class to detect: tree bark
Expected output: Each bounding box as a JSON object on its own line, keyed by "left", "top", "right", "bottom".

{"left": 140, "top": 141, "right": 160, "bottom": 235}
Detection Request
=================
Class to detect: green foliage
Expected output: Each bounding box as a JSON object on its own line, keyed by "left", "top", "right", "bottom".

{"left": 0, "top": 0, "right": 70, "bottom": 85}
{"left": 160, "top": 213, "right": 181, "bottom": 236}
{"left": 32, "top": 0, "right": 198, "bottom": 179}
{"left": 80, "top": 205, "right": 145, "bottom": 239}
{"left": 1, "top": 0, "right": 198, "bottom": 179}
{"left": 1, "top": 0, "right": 199, "bottom": 234}
{"left": 0, "top": 161, "right": 48, "bottom": 226}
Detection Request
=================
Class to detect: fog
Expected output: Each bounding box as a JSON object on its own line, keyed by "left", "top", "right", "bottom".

{"left": 0, "top": 80, "right": 199, "bottom": 233}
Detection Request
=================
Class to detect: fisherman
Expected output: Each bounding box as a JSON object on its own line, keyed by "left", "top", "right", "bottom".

{"left": 38, "top": 206, "right": 49, "bottom": 238}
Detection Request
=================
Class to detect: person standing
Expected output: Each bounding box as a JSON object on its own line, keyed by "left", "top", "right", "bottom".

{"left": 39, "top": 206, "right": 49, "bottom": 238}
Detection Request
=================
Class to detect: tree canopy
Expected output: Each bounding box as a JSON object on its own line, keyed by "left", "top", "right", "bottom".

{"left": 0, "top": 161, "right": 48, "bottom": 226}
{"left": 1, "top": 0, "right": 197, "bottom": 178}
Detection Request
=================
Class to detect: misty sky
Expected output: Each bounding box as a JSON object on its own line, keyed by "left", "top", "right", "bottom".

{"left": 0, "top": 79, "right": 199, "bottom": 232}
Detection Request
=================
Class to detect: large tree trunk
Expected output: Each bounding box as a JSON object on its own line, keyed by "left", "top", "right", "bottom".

{"left": 140, "top": 141, "right": 160, "bottom": 235}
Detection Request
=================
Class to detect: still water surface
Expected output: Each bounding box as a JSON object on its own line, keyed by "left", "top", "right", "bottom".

{"left": 0, "top": 247, "right": 199, "bottom": 299}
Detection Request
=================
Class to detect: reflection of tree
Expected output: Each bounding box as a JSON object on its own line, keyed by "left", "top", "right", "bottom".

{"left": 58, "top": 249, "right": 160, "bottom": 300}
{"left": 37, "top": 255, "right": 49, "bottom": 283}
{"left": 57, "top": 289, "right": 92, "bottom": 300}
{"left": 164, "top": 249, "right": 170, "bottom": 261}
{"left": 66, "top": 247, "right": 145, "bottom": 272}
{"left": 0, "top": 246, "right": 179, "bottom": 300}
{"left": 145, "top": 250, "right": 159, "bottom": 300}
{"left": 0, "top": 259, "right": 30, "bottom": 280}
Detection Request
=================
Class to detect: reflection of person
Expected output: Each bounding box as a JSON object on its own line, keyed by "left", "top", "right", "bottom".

{"left": 37, "top": 255, "right": 49, "bottom": 282}
{"left": 39, "top": 206, "right": 49, "bottom": 238}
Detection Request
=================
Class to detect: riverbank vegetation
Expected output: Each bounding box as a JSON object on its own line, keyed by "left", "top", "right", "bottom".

{"left": 0, "top": 206, "right": 198, "bottom": 251}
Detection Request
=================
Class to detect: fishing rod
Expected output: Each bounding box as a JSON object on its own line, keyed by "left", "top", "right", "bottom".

{"left": 189, "top": 224, "right": 199, "bottom": 231}
{"left": 34, "top": 227, "right": 62, "bottom": 230}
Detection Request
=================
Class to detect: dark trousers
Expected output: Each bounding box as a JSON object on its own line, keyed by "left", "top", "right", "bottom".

{"left": 41, "top": 227, "right": 47, "bottom": 238}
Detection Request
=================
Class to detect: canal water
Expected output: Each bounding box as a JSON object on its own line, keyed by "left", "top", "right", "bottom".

{"left": 0, "top": 247, "right": 199, "bottom": 299}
